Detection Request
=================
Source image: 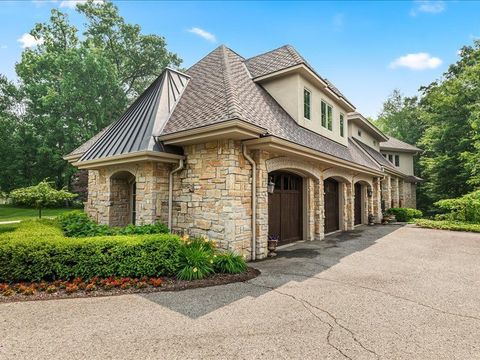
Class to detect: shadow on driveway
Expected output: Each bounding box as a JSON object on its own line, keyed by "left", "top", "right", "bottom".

{"left": 140, "top": 224, "right": 403, "bottom": 318}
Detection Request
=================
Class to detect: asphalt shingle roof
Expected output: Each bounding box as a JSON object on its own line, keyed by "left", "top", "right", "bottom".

{"left": 352, "top": 138, "right": 397, "bottom": 172}
{"left": 164, "top": 45, "right": 380, "bottom": 171}
{"left": 380, "top": 136, "right": 422, "bottom": 153}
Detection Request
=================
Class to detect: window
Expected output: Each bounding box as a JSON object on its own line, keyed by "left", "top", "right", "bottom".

{"left": 321, "top": 100, "right": 333, "bottom": 130}
{"left": 303, "top": 88, "right": 311, "bottom": 120}
{"left": 394, "top": 155, "right": 400, "bottom": 167}
{"left": 388, "top": 154, "right": 393, "bottom": 163}
{"left": 358, "top": 130, "right": 362, "bottom": 137}
{"left": 339, "top": 113, "right": 345, "bottom": 137}
{"left": 382, "top": 153, "right": 387, "bottom": 158}
{"left": 321, "top": 101, "right": 326, "bottom": 127}
{"left": 373, "top": 140, "right": 377, "bottom": 146}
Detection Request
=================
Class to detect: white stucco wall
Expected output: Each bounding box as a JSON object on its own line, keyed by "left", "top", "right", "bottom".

{"left": 262, "top": 73, "right": 350, "bottom": 146}
{"left": 381, "top": 151, "right": 414, "bottom": 175}
{"left": 348, "top": 122, "right": 380, "bottom": 150}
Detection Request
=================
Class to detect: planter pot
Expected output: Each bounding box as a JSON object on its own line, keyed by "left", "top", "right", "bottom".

{"left": 267, "top": 239, "right": 278, "bottom": 257}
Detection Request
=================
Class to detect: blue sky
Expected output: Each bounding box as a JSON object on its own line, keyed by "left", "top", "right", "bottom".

{"left": 1, "top": 0, "right": 479, "bottom": 117}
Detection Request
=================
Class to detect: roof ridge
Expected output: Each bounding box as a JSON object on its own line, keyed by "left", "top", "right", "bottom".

{"left": 221, "top": 46, "right": 242, "bottom": 119}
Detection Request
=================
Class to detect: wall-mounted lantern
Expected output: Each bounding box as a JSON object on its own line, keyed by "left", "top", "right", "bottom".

{"left": 367, "top": 188, "right": 373, "bottom": 198}
{"left": 267, "top": 177, "right": 275, "bottom": 194}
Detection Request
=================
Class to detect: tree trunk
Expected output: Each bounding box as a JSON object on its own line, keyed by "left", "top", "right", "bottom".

{"left": 38, "top": 207, "right": 42, "bottom": 219}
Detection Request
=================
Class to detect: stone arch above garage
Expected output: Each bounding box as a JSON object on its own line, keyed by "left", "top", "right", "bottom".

{"left": 266, "top": 157, "right": 321, "bottom": 180}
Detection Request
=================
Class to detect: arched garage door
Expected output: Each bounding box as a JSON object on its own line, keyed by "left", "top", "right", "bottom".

{"left": 268, "top": 172, "right": 303, "bottom": 246}
{"left": 324, "top": 178, "right": 340, "bottom": 233}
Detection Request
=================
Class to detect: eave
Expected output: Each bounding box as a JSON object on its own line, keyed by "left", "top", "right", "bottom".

{"left": 347, "top": 113, "right": 389, "bottom": 142}
{"left": 157, "top": 119, "right": 266, "bottom": 146}
{"left": 243, "top": 136, "right": 384, "bottom": 177}
{"left": 70, "top": 151, "right": 185, "bottom": 170}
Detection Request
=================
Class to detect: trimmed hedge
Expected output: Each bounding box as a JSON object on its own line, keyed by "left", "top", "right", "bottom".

{"left": 387, "top": 207, "right": 423, "bottom": 222}
{"left": 0, "top": 220, "right": 182, "bottom": 282}
{"left": 415, "top": 219, "right": 480, "bottom": 233}
{"left": 58, "top": 211, "right": 169, "bottom": 237}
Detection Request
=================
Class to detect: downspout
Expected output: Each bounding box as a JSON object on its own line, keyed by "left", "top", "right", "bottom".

{"left": 168, "top": 159, "right": 184, "bottom": 230}
{"left": 242, "top": 144, "right": 256, "bottom": 261}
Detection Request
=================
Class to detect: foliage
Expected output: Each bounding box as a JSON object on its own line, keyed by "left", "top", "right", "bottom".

{"left": 0, "top": 220, "right": 182, "bottom": 282}
{"left": 0, "top": 1, "right": 181, "bottom": 191}
{"left": 176, "top": 238, "right": 214, "bottom": 281}
{"left": 434, "top": 190, "right": 480, "bottom": 223}
{"left": 10, "top": 181, "right": 77, "bottom": 218}
{"left": 386, "top": 207, "right": 423, "bottom": 222}
{"left": 374, "top": 40, "right": 480, "bottom": 211}
{"left": 71, "top": 170, "right": 88, "bottom": 202}
{"left": 58, "top": 211, "right": 169, "bottom": 237}
{"left": 415, "top": 219, "right": 480, "bottom": 233}
{"left": 213, "top": 251, "right": 247, "bottom": 274}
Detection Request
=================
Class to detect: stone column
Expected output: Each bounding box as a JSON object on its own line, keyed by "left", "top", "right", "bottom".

{"left": 372, "top": 177, "right": 382, "bottom": 223}
{"left": 314, "top": 178, "right": 324, "bottom": 240}
{"left": 344, "top": 182, "right": 355, "bottom": 230}
{"left": 381, "top": 176, "right": 392, "bottom": 211}
{"left": 307, "top": 178, "right": 315, "bottom": 241}
{"left": 367, "top": 185, "right": 374, "bottom": 224}
{"left": 254, "top": 150, "right": 269, "bottom": 259}
{"left": 391, "top": 177, "right": 399, "bottom": 208}
{"left": 398, "top": 179, "right": 404, "bottom": 208}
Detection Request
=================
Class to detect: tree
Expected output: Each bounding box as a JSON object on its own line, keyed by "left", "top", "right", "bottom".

{"left": 10, "top": 180, "right": 77, "bottom": 219}
{"left": 0, "top": 0, "right": 182, "bottom": 191}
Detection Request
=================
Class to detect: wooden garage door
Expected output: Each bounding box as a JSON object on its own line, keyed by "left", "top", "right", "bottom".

{"left": 354, "top": 183, "right": 362, "bottom": 225}
{"left": 324, "top": 178, "right": 339, "bottom": 233}
{"left": 268, "top": 172, "right": 303, "bottom": 246}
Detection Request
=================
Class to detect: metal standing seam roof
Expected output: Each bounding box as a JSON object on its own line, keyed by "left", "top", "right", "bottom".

{"left": 79, "top": 69, "right": 189, "bottom": 162}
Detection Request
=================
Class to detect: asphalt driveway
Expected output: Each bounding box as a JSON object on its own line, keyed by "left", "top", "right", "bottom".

{"left": 1, "top": 224, "right": 480, "bottom": 359}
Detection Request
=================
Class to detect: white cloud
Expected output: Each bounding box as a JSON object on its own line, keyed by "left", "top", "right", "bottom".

{"left": 59, "top": 0, "right": 103, "bottom": 9}
{"left": 389, "top": 53, "right": 442, "bottom": 70}
{"left": 188, "top": 27, "right": 216, "bottom": 43}
{"left": 0, "top": 45, "right": 7, "bottom": 50}
{"left": 32, "top": 0, "right": 58, "bottom": 7}
{"left": 17, "top": 33, "right": 44, "bottom": 49}
{"left": 410, "top": 1, "right": 446, "bottom": 16}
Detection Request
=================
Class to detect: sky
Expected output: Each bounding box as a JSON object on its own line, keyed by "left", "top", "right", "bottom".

{"left": 0, "top": 0, "right": 479, "bottom": 118}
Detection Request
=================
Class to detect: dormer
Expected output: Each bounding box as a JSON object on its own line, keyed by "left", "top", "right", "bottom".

{"left": 244, "top": 45, "right": 355, "bottom": 146}
{"left": 347, "top": 112, "right": 388, "bottom": 150}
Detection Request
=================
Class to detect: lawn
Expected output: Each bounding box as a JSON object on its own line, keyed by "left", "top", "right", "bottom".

{"left": 415, "top": 219, "right": 480, "bottom": 233}
{"left": 0, "top": 205, "right": 78, "bottom": 223}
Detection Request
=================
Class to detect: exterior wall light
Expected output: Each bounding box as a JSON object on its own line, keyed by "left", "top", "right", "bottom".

{"left": 367, "top": 188, "right": 373, "bottom": 198}
{"left": 267, "top": 177, "right": 275, "bottom": 194}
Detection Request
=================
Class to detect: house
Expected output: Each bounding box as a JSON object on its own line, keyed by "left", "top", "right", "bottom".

{"left": 65, "top": 45, "right": 422, "bottom": 260}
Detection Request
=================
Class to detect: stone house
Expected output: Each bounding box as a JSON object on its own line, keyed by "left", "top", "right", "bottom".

{"left": 65, "top": 45, "right": 422, "bottom": 260}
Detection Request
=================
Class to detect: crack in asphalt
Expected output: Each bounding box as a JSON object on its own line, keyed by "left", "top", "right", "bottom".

{"left": 246, "top": 280, "right": 379, "bottom": 360}
{"left": 272, "top": 270, "right": 480, "bottom": 323}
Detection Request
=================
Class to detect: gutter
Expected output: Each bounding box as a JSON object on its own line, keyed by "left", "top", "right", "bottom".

{"left": 242, "top": 144, "right": 256, "bottom": 261}
{"left": 168, "top": 159, "right": 184, "bottom": 230}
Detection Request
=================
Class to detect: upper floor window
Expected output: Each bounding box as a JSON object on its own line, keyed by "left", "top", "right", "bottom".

{"left": 321, "top": 100, "right": 333, "bottom": 130}
{"left": 339, "top": 113, "right": 345, "bottom": 137}
{"left": 395, "top": 155, "right": 400, "bottom": 167}
{"left": 388, "top": 154, "right": 393, "bottom": 163}
{"left": 358, "top": 130, "right": 362, "bottom": 137}
{"left": 373, "top": 140, "right": 377, "bottom": 146}
{"left": 303, "top": 89, "right": 311, "bottom": 120}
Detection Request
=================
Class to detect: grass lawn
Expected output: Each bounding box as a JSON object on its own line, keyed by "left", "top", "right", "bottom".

{"left": 0, "top": 205, "right": 78, "bottom": 223}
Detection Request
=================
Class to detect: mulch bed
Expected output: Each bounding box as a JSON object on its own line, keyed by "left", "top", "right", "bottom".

{"left": 0, "top": 267, "right": 260, "bottom": 303}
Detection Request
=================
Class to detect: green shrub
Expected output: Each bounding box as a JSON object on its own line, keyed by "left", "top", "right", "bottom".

{"left": 387, "top": 207, "right": 423, "bottom": 222}
{"left": 0, "top": 221, "right": 183, "bottom": 282}
{"left": 176, "top": 242, "right": 214, "bottom": 281}
{"left": 415, "top": 219, "right": 480, "bottom": 233}
{"left": 434, "top": 190, "right": 480, "bottom": 223}
{"left": 213, "top": 251, "right": 247, "bottom": 274}
{"left": 58, "top": 211, "right": 169, "bottom": 237}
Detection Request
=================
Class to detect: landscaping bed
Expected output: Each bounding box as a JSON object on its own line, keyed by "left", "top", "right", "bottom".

{"left": 0, "top": 268, "right": 260, "bottom": 303}
{"left": 415, "top": 219, "right": 480, "bottom": 233}
{"left": 0, "top": 215, "right": 255, "bottom": 301}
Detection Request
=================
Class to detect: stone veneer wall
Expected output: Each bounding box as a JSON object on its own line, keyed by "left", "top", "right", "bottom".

{"left": 403, "top": 182, "right": 417, "bottom": 209}
{"left": 85, "top": 141, "right": 384, "bottom": 260}
{"left": 170, "top": 140, "right": 253, "bottom": 257}
{"left": 86, "top": 162, "right": 171, "bottom": 226}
